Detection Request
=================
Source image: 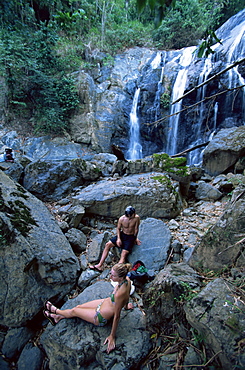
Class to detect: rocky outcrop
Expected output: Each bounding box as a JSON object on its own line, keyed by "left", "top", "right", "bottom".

{"left": 128, "top": 218, "right": 171, "bottom": 272}
{"left": 142, "top": 264, "right": 245, "bottom": 370}
{"left": 202, "top": 126, "right": 245, "bottom": 176}
{"left": 143, "top": 263, "right": 203, "bottom": 329}
{"left": 0, "top": 170, "right": 80, "bottom": 327}
{"left": 23, "top": 158, "right": 102, "bottom": 201}
{"left": 189, "top": 185, "right": 245, "bottom": 271}
{"left": 184, "top": 278, "right": 245, "bottom": 369}
{"left": 71, "top": 172, "right": 183, "bottom": 219}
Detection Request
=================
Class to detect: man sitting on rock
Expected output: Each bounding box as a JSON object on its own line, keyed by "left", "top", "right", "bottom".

{"left": 90, "top": 206, "right": 141, "bottom": 272}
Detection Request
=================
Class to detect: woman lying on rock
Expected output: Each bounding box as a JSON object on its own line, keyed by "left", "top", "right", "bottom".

{"left": 43, "top": 263, "right": 134, "bottom": 354}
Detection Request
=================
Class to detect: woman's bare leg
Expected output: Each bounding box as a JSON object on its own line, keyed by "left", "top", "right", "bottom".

{"left": 45, "top": 299, "right": 104, "bottom": 325}
{"left": 55, "top": 306, "right": 96, "bottom": 324}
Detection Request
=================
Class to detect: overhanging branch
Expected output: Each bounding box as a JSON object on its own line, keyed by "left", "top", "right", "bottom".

{"left": 172, "top": 57, "right": 245, "bottom": 104}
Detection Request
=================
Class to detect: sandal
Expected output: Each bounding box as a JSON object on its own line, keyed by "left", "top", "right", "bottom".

{"left": 44, "top": 300, "right": 58, "bottom": 314}
{"left": 43, "top": 310, "right": 57, "bottom": 326}
{"left": 89, "top": 265, "right": 103, "bottom": 273}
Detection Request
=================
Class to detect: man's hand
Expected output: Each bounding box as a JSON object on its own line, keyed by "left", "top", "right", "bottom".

{"left": 104, "top": 335, "right": 115, "bottom": 353}
{"left": 135, "top": 238, "right": 141, "bottom": 245}
{"left": 117, "top": 238, "right": 122, "bottom": 247}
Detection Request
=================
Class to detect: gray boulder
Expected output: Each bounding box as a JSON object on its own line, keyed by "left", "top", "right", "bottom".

{"left": 0, "top": 170, "right": 80, "bottom": 327}
{"left": 65, "top": 228, "right": 87, "bottom": 254}
{"left": 184, "top": 278, "right": 245, "bottom": 369}
{"left": 40, "top": 281, "right": 151, "bottom": 370}
{"left": 189, "top": 186, "right": 245, "bottom": 271}
{"left": 87, "top": 231, "right": 111, "bottom": 264}
{"left": 128, "top": 218, "right": 172, "bottom": 272}
{"left": 17, "top": 343, "right": 45, "bottom": 370}
{"left": 143, "top": 263, "right": 203, "bottom": 329}
{"left": 23, "top": 158, "right": 101, "bottom": 201}
{"left": 202, "top": 126, "right": 245, "bottom": 176}
{"left": 71, "top": 172, "right": 183, "bottom": 219}
{"left": 195, "top": 180, "right": 222, "bottom": 200}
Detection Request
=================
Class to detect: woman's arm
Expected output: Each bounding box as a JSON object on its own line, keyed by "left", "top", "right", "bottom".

{"left": 104, "top": 292, "right": 125, "bottom": 353}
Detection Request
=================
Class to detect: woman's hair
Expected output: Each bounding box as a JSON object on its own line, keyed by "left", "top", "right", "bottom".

{"left": 113, "top": 263, "right": 132, "bottom": 278}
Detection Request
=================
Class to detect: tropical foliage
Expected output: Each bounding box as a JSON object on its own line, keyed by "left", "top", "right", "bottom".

{"left": 0, "top": 0, "right": 243, "bottom": 134}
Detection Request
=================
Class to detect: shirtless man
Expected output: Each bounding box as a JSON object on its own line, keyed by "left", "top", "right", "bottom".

{"left": 90, "top": 206, "right": 141, "bottom": 272}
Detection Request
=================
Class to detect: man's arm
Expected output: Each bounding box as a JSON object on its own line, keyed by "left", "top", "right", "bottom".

{"left": 116, "top": 216, "right": 123, "bottom": 246}
{"left": 134, "top": 215, "right": 141, "bottom": 245}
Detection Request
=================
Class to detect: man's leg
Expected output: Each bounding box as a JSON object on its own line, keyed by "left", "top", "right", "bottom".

{"left": 118, "top": 249, "right": 129, "bottom": 264}
{"left": 93, "top": 240, "right": 115, "bottom": 270}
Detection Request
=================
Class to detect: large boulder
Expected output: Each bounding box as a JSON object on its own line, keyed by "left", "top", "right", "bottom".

{"left": 184, "top": 278, "right": 245, "bottom": 369}
{"left": 40, "top": 281, "right": 151, "bottom": 370}
{"left": 0, "top": 170, "right": 80, "bottom": 327}
{"left": 202, "top": 127, "right": 245, "bottom": 176}
{"left": 23, "top": 158, "right": 102, "bottom": 201}
{"left": 143, "top": 263, "right": 202, "bottom": 329}
{"left": 128, "top": 218, "right": 172, "bottom": 273}
{"left": 189, "top": 186, "right": 245, "bottom": 271}
{"left": 71, "top": 172, "right": 183, "bottom": 219}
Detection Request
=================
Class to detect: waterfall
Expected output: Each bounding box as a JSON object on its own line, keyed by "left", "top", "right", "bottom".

{"left": 225, "top": 22, "right": 245, "bottom": 119}
{"left": 148, "top": 51, "right": 166, "bottom": 122}
{"left": 166, "top": 47, "right": 196, "bottom": 156}
{"left": 126, "top": 88, "right": 142, "bottom": 160}
{"left": 188, "top": 21, "right": 245, "bottom": 165}
{"left": 188, "top": 56, "right": 214, "bottom": 165}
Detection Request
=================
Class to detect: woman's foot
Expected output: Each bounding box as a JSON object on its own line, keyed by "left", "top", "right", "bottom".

{"left": 44, "top": 300, "right": 58, "bottom": 314}
{"left": 43, "top": 310, "right": 63, "bottom": 325}
{"left": 125, "top": 302, "right": 134, "bottom": 310}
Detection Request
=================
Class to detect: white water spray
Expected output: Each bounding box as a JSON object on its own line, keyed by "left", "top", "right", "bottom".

{"left": 126, "top": 88, "right": 142, "bottom": 160}
{"left": 166, "top": 47, "right": 196, "bottom": 155}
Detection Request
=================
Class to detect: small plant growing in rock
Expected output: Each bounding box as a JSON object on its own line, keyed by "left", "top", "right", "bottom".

{"left": 174, "top": 281, "right": 199, "bottom": 303}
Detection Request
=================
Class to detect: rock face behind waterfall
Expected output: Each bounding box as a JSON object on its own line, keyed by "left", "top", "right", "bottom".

{"left": 68, "top": 10, "right": 245, "bottom": 161}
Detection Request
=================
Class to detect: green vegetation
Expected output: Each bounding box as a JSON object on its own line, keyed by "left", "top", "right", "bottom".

{"left": 0, "top": 188, "right": 37, "bottom": 240}
{"left": 153, "top": 153, "right": 189, "bottom": 177}
{"left": 151, "top": 174, "right": 172, "bottom": 187}
{"left": 174, "top": 281, "right": 199, "bottom": 303}
{"left": 0, "top": 0, "right": 243, "bottom": 134}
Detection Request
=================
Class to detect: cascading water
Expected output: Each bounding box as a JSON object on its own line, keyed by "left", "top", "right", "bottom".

{"left": 225, "top": 22, "right": 245, "bottom": 119}
{"left": 166, "top": 46, "right": 196, "bottom": 156}
{"left": 188, "top": 20, "right": 245, "bottom": 165}
{"left": 188, "top": 56, "right": 214, "bottom": 165}
{"left": 150, "top": 51, "right": 166, "bottom": 122}
{"left": 126, "top": 88, "right": 142, "bottom": 160}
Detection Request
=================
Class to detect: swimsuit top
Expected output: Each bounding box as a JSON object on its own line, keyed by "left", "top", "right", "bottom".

{"left": 110, "top": 279, "right": 128, "bottom": 303}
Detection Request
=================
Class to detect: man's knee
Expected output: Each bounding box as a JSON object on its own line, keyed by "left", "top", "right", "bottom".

{"left": 105, "top": 241, "right": 114, "bottom": 250}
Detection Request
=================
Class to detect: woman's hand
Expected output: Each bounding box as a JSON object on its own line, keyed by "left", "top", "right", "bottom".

{"left": 104, "top": 334, "right": 115, "bottom": 353}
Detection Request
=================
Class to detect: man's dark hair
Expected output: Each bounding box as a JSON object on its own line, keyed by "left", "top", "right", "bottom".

{"left": 125, "top": 206, "right": 135, "bottom": 217}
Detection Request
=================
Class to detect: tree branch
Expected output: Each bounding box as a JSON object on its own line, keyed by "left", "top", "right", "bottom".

{"left": 172, "top": 57, "right": 245, "bottom": 104}
{"left": 170, "top": 141, "right": 210, "bottom": 158}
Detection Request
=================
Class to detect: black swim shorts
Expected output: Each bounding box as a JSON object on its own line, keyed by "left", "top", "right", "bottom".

{"left": 110, "top": 231, "right": 136, "bottom": 253}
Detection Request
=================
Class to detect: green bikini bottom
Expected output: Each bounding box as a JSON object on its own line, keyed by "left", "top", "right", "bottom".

{"left": 94, "top": 300, "right": 107, "bottom": 326}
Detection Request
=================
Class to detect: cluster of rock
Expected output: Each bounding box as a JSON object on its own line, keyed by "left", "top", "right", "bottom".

{"left": 0, "top": 124, "right": 245, "bottom": 369}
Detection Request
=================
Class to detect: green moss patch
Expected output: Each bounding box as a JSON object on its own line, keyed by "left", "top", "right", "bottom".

{"left": 153, "top": 153, "right": 189, "bottom": 177}
{"left": 0, "top": 187, "right": 37, "bottom": 241}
